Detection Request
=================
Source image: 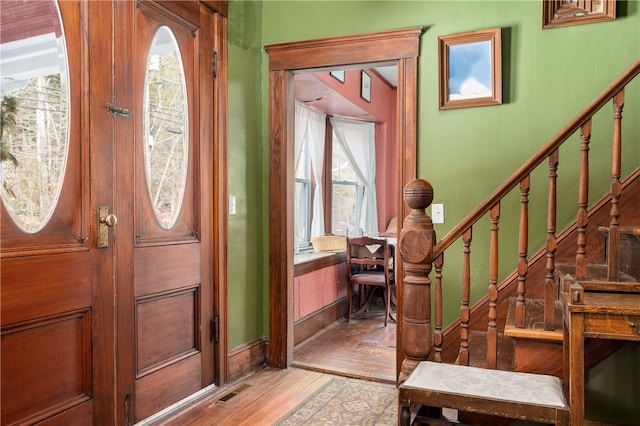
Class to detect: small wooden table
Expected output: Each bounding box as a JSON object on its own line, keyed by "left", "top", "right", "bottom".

{"left": 560, "top": 290, "right": 640, "bottom": 425}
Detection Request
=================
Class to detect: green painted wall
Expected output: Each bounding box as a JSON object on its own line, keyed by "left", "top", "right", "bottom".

{"left": 227, "top": 0, "right": 639, "bottom": 422}
{"left": 227, "top": 0, "right": 264, "bottom": 349}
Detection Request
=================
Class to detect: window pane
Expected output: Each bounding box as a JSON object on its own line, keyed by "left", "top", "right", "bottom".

{"left": 331, "top": 139, "right": 362, "bottom": 236}
{"left": 0, "top": 0, "right": 70, "bottom": 233}
{"left": 143, "top": 26, "right": 188, "bottom": 230}
{"left": 332, "top": 140, "right": 356, "bottom": 182}
{"left": 332, "top": 182, "right": 356, "bottom": 236}
{"left": 295, "top": 180, "right": 311, "bottom": 247}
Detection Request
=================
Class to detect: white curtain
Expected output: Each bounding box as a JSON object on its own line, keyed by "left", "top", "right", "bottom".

{"left": 294, "top": 102, "right": 326, "bottom": 242}
{"left": 294, "top": 101, "right": 309, "bottom": 176}
{"left": 330, "top": 117, "right": 378, "bottom": 236}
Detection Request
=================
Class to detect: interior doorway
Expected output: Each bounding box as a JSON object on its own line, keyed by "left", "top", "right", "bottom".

{"left": 290, "top": 65, "right": 399, "bottom": 383}
{"left": 265, "top": 27, "right": 423, "bottom": 378}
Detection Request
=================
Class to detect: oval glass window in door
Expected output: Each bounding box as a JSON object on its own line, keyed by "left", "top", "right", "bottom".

{"left": 143, "top": 26, "right": 188, "bottom": 230}
{"left": 0, "top": 0, "right": 70, "bottom": 233}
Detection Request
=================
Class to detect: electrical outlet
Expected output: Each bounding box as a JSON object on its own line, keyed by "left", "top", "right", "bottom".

{"left": 229, "top": 195, "right": 236, "bottom": 215}
{"left": 432, "top": 203, "right": 444, "bottom": 224}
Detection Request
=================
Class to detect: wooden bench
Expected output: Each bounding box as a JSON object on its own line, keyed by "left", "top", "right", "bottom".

{"left": 399, "top": 361, "right": 569, "bottom": 425}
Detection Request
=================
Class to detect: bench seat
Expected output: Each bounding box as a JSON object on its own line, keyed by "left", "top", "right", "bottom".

{"left": 399, "top": 361, "right": 569, "bottom": 425}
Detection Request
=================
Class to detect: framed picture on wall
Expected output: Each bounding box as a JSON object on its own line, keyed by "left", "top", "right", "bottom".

{"left": 438, "top": 27, "right": 502, "bottom": 110}
{"left": 542, "top": 0, "right": 616, "bottom": 29}
{"left": 361, "top": 70, "right": 371, "bottom": 102}
{"left": 330, "top": 70, "right": 345, "bottom": 83}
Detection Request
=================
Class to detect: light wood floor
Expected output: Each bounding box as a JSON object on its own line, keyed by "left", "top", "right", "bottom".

{"left": 155, "top": 367, "right": 339, "bottom": 426}
{"left": 143, "top": 308, "right": 397, "bottom": 426}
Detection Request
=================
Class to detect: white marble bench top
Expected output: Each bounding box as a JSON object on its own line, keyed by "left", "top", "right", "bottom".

{"left": 403, "top": 361, "right": 568, "bottom": 409}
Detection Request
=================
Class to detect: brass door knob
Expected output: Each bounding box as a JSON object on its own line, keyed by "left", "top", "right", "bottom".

{"left": 103, "top": 213, "right": 117, "bottom": 228}
{"left": 97, "top": 206, "right": 117, "bottom": 248}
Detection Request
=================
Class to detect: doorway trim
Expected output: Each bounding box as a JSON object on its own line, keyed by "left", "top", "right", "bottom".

{"left": 265, "top": 27, "right": 423, "bottom": 372}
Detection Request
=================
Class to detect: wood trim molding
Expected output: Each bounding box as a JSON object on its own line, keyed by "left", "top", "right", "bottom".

{"left": 265, "top": 27, "right": 423, "bottom": 71}
{"left": 228, "top": 338, "right": 267, "bottom": 381}
{"left": 294, "top": 253, "right": 346, "bottom": 277}
{"left": 200, "top": 0, "right": 228, "bottom": 17}
{"left": 265, "top": 27, "right": 423, "bottom": 371}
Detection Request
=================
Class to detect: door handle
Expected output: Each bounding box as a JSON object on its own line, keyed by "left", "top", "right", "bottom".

{"left": 97, "top": 205, "right": 118, "bottom": 248}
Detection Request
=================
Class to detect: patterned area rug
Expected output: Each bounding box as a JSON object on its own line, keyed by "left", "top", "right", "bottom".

{"left": 275, "top": 378, "right": 397, "bottom": 425}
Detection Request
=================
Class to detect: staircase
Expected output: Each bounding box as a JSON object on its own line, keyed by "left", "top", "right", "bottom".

{"left": 397, "top": 58, "right": 640, "bottom": 425}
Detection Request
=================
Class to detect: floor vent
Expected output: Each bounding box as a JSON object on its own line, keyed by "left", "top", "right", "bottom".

{"left": 217, "top": 383, "right": 251, "bottom": 402}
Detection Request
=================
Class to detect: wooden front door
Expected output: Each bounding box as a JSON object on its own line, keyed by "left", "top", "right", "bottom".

{"left": 117, "top": 1, "right": 216, "bottom": 422}
{"left": 1, "top": 1, "right": 97, "bottom": 424}
{"left": 1, "top": 1, "right": 222, "bottom": 424}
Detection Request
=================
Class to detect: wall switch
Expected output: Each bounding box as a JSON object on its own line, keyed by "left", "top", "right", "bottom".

{"left": 432, "top": 203, "right": 444, "bottom": 224}
{"left": 229, "top": 195, "right": 236, "bottom": 215}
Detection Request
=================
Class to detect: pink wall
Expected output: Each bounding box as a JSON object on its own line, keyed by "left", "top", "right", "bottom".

{"left": 315, "top": 69, "right": 398, "bottom": 233}
{"left": 294, "top": 263, "right": 347, "bottom": 321}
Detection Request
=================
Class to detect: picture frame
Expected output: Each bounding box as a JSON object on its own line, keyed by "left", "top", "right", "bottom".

{"left": 542, "top": 0, "right": 616, "bottom": 29}
{"left": 438, "top": 27, "right": 502, "bottom": 110}
{"left": 330, "top": 70, "right": 345, "bottom": 83}
{"left": 361, "top": 70, "right": 371, "bottom": 102}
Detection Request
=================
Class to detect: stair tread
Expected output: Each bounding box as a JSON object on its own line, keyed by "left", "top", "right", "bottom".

{"left": 598, "top": 225, "right": 640, "bottom": 237}
{"left": 556, "top": 263, "right": 640, "bottom": 292}
{"left": 504, "top": 298, "right": 563, "bottom": 342}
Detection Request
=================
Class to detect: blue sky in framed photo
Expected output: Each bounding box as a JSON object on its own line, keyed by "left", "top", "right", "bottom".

{"left": 448, "top": 40, "right": 492, "bottom": 100}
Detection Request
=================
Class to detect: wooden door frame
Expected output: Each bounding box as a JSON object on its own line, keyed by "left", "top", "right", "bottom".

{"left": 265, "top": 27, "right": 423, "bottom": 374}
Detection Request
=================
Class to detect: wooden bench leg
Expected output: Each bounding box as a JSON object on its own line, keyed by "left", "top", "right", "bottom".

{"left": 400, "top": 405, "right": 411, "bottom": 426}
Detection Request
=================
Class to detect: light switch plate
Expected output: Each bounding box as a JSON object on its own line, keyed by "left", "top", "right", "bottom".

{"left": 229, "top": 195, "right": 236, "bottom": 215}
{"left": 432, "top": 203, "right": 444, "bottom": 224}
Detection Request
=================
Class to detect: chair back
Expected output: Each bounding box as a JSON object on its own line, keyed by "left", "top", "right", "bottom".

{"left": 346, "top": 236, "right": 392, "bottom": 284}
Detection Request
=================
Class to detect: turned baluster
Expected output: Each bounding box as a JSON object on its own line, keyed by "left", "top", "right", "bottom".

{"left": 515, "top": 175, "right": 530, "bottom": 329}
{"left": 457, "top": 227, "right": 472, "bottom": 366}
{"left": 608, "top": 90, "right": 624, "bottom": 281}
{"left": 487, "top": 203, "right": 500, "bottom": 369}
{"left": 433, "top": 253, "right": 444, "bottom": 363}
{"left": 398, "top": 179, "right": 436, "bottom": 384}
{"left": 576, "top": 120, "right": 591, "bottom": 280}
{"left": 545, "top": 149, "right": 559, "bottom": 331}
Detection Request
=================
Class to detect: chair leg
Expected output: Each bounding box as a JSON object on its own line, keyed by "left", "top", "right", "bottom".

{"left": 384, "top": 286, "right": 390, "bottom": 327}
{"left": 347, "top": 283, "right": 352, "bottom": 322}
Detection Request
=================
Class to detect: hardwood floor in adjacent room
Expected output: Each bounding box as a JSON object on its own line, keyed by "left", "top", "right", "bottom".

{"left": 292, "top": 307, "right": 397, "bottom": 384}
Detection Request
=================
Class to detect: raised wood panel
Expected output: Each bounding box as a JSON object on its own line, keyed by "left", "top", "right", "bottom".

{"left": 134, "top": 354, "right": 202, "bottom": 422}
{"left": 1, "top": 311, "right": 91, "bottom": 425}
{"left": 134, "top": 244, "right": 200, "bottom": 296}
{"left": 0, "top": 252, "right": 91, "bottom": 325}
{"left": 36, "top": 401, "right": 92, "bottom": 426}
{"left": 136, "top": 286, "right": 200, "bottom": 375}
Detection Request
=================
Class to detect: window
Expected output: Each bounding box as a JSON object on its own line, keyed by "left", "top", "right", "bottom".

{"left": 293, "top": 103, "right": 376, "bottom": 251}
{"left": 331, "top": 136, "right": 363, "bottom": 237}
{"left": 295, "top": 139, "right": 312, "bottom": 250}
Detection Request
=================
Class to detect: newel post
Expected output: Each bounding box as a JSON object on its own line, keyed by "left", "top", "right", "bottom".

{"left": 398, "top": 179, "right": 436, "bottom": 383}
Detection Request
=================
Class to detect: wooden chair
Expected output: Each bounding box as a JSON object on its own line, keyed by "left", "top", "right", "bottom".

{"left": 345, "top": 236, "right": 393, "bottom": 326}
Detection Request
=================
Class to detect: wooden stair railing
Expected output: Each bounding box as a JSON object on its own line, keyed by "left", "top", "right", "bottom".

{"left": 398, "top": 58, "right": 640, "bottom": 378}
